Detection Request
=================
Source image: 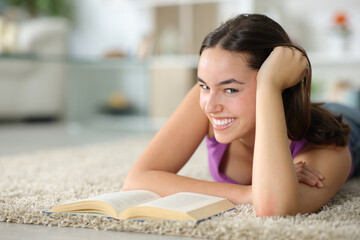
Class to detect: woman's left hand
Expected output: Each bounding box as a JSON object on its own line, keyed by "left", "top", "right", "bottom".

{"left": 256, "top": 46, "right": 308, "bottom": 92}
{"left": 294, "top": 161, "right": 324, "bottom": 188}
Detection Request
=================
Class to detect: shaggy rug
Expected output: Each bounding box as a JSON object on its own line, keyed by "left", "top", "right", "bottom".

{"left": 0, "top": 135, "right": 359, "bottom": 240}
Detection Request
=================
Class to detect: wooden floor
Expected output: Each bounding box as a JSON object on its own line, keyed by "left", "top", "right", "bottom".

{"left": 0, "top": 222, "right": 194, "bottom": 240}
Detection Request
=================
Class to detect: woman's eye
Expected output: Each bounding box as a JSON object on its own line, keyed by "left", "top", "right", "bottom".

{"left": 225, "top": 88, "right": 238, "bottom": 94}
{"left": 200, "top": 84, "right": 209, "bottom": 90}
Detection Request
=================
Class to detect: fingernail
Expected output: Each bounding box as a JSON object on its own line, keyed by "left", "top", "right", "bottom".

{"left": 318, "top": 181, "right": 324, "bottom": 187}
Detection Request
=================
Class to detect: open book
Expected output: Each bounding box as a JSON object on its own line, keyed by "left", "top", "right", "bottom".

{"left": 46, "top": 190, "right": 235, "bottom": 221}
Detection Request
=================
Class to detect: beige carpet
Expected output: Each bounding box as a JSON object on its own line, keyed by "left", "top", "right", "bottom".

{"left": 0, "top": 135, "right": 359, "bottom": 240}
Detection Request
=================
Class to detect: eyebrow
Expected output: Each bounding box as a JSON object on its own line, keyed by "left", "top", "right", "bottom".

{"left": 197, "top": 77, "right": 244, "bottom": 86}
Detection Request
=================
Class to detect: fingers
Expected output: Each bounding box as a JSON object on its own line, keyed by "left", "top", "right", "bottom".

{"left": 269, "top": 46, "right": 309, "bottom": 90}
{"left": 295, "top": 161, "right": 324, "bottom": 188}
{"left": 296, "top": 161, "right": 323, "bottom": 179}
{"left": 297, "top": 173, "right": 324, "bottom": 188}
{"left": 297, "top": 173, "right": 317, "bottom": 187}
{"left": 276, "top": 46, "right": 309, "bottom": 71}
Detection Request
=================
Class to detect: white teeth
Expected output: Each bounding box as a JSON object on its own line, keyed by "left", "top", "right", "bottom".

{"left": 212, "top": 118, "right": 235, "bottom": 126}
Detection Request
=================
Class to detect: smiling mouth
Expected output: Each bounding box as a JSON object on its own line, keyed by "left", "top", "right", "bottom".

{"left": 212, "top": 117, "right": 236, "bottom": 127}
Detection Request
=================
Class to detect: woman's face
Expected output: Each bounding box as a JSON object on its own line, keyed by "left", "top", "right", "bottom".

{"left": 198, "top": 46, "right": 258, "bottom": 145}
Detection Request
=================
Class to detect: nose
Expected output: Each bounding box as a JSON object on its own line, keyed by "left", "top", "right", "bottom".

{"left": 205, "top": 92, "right": 222, "bottom": 113}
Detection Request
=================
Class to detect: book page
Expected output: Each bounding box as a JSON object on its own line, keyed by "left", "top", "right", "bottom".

{"left": 84, "top": 190, "right": 161, "bottom": 215}
{"left": 137, "top": 192, "right": 226, "bottom": 213}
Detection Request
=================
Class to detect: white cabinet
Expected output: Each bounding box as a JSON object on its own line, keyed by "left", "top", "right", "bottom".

{"left": 0, "top": 17, "right": 68, "bottom": 120}
{"left": 309, "top": 53, "right": 360, "bottom": 108}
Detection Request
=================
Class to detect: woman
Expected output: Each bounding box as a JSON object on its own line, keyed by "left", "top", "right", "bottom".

{"left": 123, "top": 14, "right": 360, "bottom": 216}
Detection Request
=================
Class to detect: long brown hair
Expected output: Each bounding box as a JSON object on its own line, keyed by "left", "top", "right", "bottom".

{"left": 200, "top": 14, "right": 350, "bottom": 146}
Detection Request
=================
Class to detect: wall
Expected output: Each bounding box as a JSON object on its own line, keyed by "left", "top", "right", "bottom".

{"left": 68, "top": 0, "right": 152, "bottom": 58}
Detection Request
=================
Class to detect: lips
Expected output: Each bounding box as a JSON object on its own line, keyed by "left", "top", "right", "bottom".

{"left": 211, "top": 117, "right": 236, "bottom": 130}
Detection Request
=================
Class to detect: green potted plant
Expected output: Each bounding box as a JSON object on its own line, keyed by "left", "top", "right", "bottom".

{"left": 1, "top": 0, "right": 72, "bottom": 20}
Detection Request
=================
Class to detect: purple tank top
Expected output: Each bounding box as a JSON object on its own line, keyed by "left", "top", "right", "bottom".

{"left": 206, "top": 136, "right": 354, "bottom": 184}
{"left": 206, "top": 136, "right": 238, "bottom": 184}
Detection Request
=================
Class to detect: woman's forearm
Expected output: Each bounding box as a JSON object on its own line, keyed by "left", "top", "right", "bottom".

{"left": 252, "top": 83, "right": 299, "bottom": 216}
{"left": 123, "top": 169, "right": 252, "bottom": 205}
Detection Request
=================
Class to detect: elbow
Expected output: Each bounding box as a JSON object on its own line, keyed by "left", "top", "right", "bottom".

{"left": 254, "top": 197, "right": 299, "bottom": 217}
{"left": 255, "top": 206, "right": 289, "bottom": 218}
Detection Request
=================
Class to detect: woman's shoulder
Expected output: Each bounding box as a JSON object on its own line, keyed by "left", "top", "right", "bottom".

{"left": 291, "top": 138, "right": 349, "bottom": 159}
{"left": 294, "top": 141, "right": 351, "bottom": 169}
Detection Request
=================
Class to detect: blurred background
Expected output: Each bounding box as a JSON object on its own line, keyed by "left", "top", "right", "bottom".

{"left": 0, "top": 0, "right": 359, "bottom": 155}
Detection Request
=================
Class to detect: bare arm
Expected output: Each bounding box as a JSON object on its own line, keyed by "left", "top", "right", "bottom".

{"left": 123, "top": 85, "right": 252, "bottom": 204}
{"left": 252, "top": 47, "right": 351, "bottom": 216}
{"left": 253, "top": 75, "right": 300, "bottom": 216}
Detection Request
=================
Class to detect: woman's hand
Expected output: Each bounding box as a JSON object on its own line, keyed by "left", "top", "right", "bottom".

{"left": 294, "top": 161, "right": 324, "bottom": 188}
{"left": 256, "top": 46, "right": 308, "bottom": 92}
